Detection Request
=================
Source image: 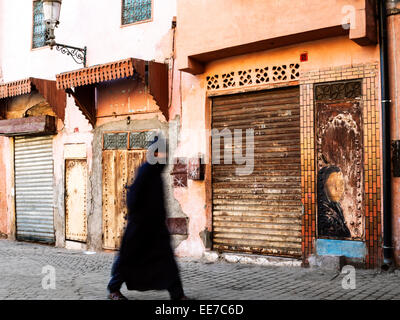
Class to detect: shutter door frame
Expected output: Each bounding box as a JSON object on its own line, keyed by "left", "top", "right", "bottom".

{"left": 211, "top": 86, "right": 302, "bottom": 258}
{"left": 14, "top": 135, "right": 55, "bottom": 243}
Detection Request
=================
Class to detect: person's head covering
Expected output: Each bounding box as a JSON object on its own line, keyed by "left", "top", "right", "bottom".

{"left": 317, "top": 166, "right": 341, "bottom": 204}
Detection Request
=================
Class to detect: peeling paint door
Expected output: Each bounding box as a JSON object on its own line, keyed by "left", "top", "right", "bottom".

{"left": 102, "top": 150, "right": 146, "bottom": 250}
{"left": 316, "top": 98, "right": 364, "bottom": 240}
{"left": 65, "top": 159, "right": 88, "bottom": 242}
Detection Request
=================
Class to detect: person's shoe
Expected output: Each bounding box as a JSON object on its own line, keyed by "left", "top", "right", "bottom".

{"left": 179, "top": 295, "right": 194, "bottom": 300}
{"left": 107, "top": 291, "right": 128, "bottom": 300}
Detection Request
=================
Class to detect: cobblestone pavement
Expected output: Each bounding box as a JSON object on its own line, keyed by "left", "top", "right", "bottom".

{"left": 1, "top": 240, "right": 400, "bottom": 300}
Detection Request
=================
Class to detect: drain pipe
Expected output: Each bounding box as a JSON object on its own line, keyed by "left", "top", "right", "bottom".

{"left": 378, "top": 0, "right": 394, "bottom": 269}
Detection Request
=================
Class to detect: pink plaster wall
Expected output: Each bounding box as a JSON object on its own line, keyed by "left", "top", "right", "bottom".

{"left": 0, "top": 136, "right": 13, "bottom": 238}
{"left": 53, "top": 96, "right": 94, "bottom": 185}
{"left": 0, "top": 136, "right": 8, "bottom": 235}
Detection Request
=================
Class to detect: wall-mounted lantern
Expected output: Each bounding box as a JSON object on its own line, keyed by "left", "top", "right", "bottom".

{"left": 42, "top": 0, "right": 87, "bottom": 67}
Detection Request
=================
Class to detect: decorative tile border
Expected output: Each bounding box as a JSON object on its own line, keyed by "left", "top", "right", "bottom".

{"left": 300, "top": 62, "right": 381, "bottom": 268}
{"left": 206, "top": 63, "right": 300, "bottom": 91}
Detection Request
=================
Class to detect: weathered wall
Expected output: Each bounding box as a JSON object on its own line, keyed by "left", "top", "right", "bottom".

{"left": 0, "top": 0, "right": 177, "bottom": 248}
{"left": 0, "top": 136, "right": 8, "bottom": 236}
{"left": 387, "top": 3, "right": 400, "bottom": 266}
{"left": 0, "top": 0, "right": 176, "bottom": 82}
{"left": 4, "top": 92, "right": 53, "bottom": 119}
{"left": 96, "top": 77, "right": 165, "bottom": 126}
{"left": 90, "top": 116, "right": 187, "bottom": 252}
{"left": 88, "top": 79, "right": 186, "bottom": 251}
{"left": 0, "top": 135, "right": 14, "bottom": 239}
{"left": 176, "top": 0, "right": 376, "bottom": 73}
{"left": 0, "top": 93, "right": 92, "bottom": 245}
{"left": 173, "top": 35, "right": 381, "bottom": 259}
{"left": 52, "top": 95, "right": 94, "bottom": 248}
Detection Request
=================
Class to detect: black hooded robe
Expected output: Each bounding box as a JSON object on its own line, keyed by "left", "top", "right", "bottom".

{"left": 117, "top": 161, "right": 181, "bottom": 291}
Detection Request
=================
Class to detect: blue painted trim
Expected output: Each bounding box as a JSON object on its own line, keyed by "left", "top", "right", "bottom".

{"left": 316, "top": 239, "right": 366, "bottom": 258}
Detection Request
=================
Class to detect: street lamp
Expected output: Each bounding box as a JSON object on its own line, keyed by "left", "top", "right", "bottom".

{"left": 42, "top": 0, "right": 87, "bottom": 67}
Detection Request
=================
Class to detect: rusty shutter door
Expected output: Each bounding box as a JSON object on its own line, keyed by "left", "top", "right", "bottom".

{"left": 14, "top": 136, "right": 54, "bottom": 243}
{"left": 212, "top": 87, "right": 302, "bottom": 258}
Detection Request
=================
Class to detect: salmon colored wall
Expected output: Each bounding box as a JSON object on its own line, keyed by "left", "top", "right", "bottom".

{"left": 388, "top": 12, "right": 400, "bottom": 266}
{"left": 0, "top": 137, "right": 7, "bottom": 235}
{"left": 173, "top": 36, "right": 381, "bottom": 258}
{"left": 52, "top": 96, "right": 94, "bottom": 248}
{"left": 96, "top": 79, "right": 166, "bottom": 127}
{"left": 205, "top": 36, "right": 379, "bottom": 75}
{"left": 176, "top": 0, "right": 375, "bottom": 72}
{"left": 0, "top": 135, "right": 14, "bottom": 238}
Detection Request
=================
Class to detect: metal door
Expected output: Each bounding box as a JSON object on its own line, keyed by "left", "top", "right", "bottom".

{"left": 65, "top": 159, "right": 88, "bottom": 242}
{"left": 211, "top": 87, "right": 302, "bottom": 257}
{"left": 102, "top": 150, "right": 147, "bottom": 250}
{"left": 14, "top": 136, "right": 55, "bottom": 243}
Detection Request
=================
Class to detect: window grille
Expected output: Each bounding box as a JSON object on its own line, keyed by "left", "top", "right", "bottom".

{"left": 122, "top": 0, "right": 152, "bottom": 25}
{"left": 32, "top": 1, "right": 46, "bottom": 49}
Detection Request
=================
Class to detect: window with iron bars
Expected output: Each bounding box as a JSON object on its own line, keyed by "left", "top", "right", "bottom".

{"left": 32, "top": 0, "right": 46, "bottom": 49}
{"left": 122, "top": 0, "right": 152, "bottom": 25}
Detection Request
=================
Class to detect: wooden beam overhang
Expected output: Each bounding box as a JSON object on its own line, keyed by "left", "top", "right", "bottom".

{"left": 0, "top": 115, "right": 57, "bottom": 137}
{"left": 56, "top": 58, "right": 169, "bottom": 126}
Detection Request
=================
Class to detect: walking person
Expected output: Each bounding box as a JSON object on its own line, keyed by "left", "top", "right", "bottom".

{"left": 107, "top": 134, "right": 188, "bottom": 300}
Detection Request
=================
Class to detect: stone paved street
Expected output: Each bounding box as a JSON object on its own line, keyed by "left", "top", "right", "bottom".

{"left": 1, "top": 239, "right": 400, "bottom": 300}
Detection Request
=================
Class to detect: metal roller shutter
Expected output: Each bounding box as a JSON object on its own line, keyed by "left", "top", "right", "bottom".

{"left": 14, "top": 136, "right": 55, "bottom": 243}
{"left": 212, "top": 87, "right": 302, "bottom": 258}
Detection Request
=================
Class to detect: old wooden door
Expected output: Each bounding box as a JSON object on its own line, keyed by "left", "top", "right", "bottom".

{"left": 65, "top": 159, "right": 88, "bottom": 242}
{"left": 315, "top": 81, "right": 364, "bottom": 240}
{"left": 102, "top": 150, "right": 146, "bottom": 250}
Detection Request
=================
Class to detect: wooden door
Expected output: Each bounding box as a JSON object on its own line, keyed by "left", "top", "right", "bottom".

{"left": 65, "top": 159, "right": 88, "bottom": 242}
{"left": 102, "top": 150, "right": 146, "bottom": 250}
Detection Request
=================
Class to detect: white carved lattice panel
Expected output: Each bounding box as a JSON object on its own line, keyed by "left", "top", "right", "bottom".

{"left": 207, "top": 63, "right": 300, "bottom": 91}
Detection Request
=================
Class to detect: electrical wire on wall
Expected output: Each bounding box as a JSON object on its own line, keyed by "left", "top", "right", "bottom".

{"left": 168, "top": 18, "right": 177, "bottom": 111}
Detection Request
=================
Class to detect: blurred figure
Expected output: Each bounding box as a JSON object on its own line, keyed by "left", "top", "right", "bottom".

{"left": 107, "top": 134, "right": 188, "bottom": 300}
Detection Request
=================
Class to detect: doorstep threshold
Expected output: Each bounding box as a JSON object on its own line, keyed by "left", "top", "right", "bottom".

{"left": 203, "top": 251, "right": 302, "bottom": 267}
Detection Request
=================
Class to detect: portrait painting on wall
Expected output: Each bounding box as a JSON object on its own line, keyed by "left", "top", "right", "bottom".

{"left": 317, "top": 166, "right": 351, "bottom": 238}
{"left": 315, "top": 81, "right": 364, "bottom": 240}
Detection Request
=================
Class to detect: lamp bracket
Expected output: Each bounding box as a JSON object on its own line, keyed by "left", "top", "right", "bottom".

{"left": 48, "top": 41, "right": 87, "bottom": 67}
